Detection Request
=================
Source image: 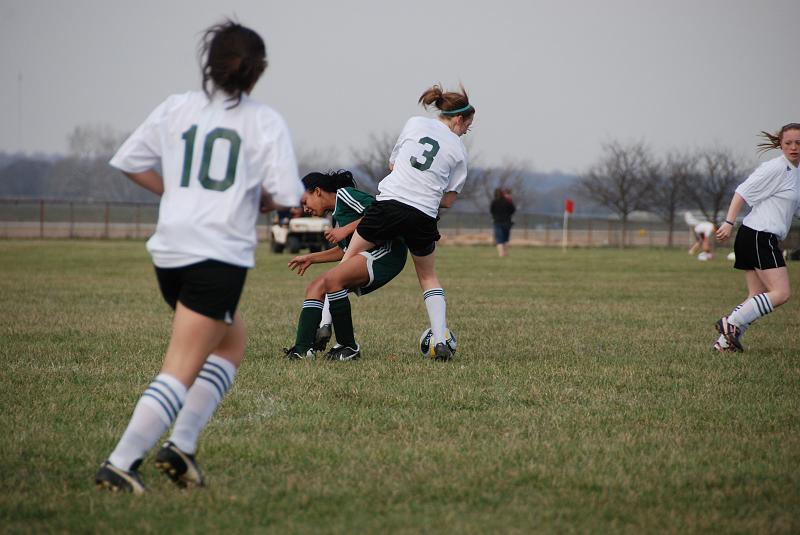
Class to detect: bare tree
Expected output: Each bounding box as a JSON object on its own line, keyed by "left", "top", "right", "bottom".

{"left": 579, "top": 140, "right": 655, "bottom": 247}
{"left": 684, "top": 147, "right": 744, "bottom": 226}
{"left": 46, "top": 123, "right": 158, "bottom": 201}
{"left": 349, "top": 131, "right": 398, "bottom": 194}
{"left": 646, "top": 150, "right": 696, "bottom": 247}
{"left": 460, "top": 159, "right": 534, "bottom": 212}
{"left": 68, "top": 123, "right": 126, "bottom": 160}
{"left": 295, "top": 146, "right": 343, "bottom": 179}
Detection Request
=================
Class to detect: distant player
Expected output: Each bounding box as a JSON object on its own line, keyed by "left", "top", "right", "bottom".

{"left": 284, "top": 170, "right": 407, "bottom": 361}
{"left": 340, "top": 85, "right": 475, "bottom": 361}
{"left": 713, "top": 123, "right": 800, "bottom": 352}
{"left": 684, "top": 212, "right": 715, "bottom": 260}
{"left": 95, "top": 20, "right": 302, "bottom": 493}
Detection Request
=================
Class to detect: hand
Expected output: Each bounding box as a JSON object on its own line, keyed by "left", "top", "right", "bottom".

{"left": 324, "top": 227, "right": 349, "bottom": 244}
{"left": 715, "top": 222, "right": 732, "bottom": 242}
{"left": 260, "top": 190, "right": 275, "bottom": 213}
{"left": 288, "top": 255, "right": 313, "bottom": 276}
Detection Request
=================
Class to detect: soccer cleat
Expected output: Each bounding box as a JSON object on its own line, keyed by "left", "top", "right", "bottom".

{"left": 433, "top": 342, "right": 453, "bottom": 362}
{"left": 314, "top": 324, "right": 333, "bottom": 351}
{"left": 325, "top": 344, "right": 360, "bottom": 361}
{"left": 154, "top": 441, "right": 205, "bottom": 488}
{"left": 283, "top": 346, "right": 316, "bottom": 360}
{"left": 713, "top": 340, "right": 737, "bottom": 353}
{"left": 95, "top": 459, "right": 147, "bottom": 494}
{"left": 715, "top": 316, "right": 744, "bottom": 352}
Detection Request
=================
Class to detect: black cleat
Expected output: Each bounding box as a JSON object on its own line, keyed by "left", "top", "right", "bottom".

{"left": 283, "top": 346, "right": 316, "bottom": 360}
{"left": 715, "top": 316, "right": 744, "bottom": 352}
{"left": 433, "top": 342, "right": 453, "bottom": 362}
{"left": 95, "top": 459, "right": 147, "bottom": 494}
{"left": 325, "top": 344, "right": 361, "bottom": 361}
{"left": 154, "top": 441, "right": 205, "bottom": 488}
{"left": 314, "top": 324, "right": 333, "bottom": 351}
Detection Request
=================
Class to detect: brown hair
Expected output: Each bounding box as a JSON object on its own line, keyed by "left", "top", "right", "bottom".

{"left": 757, "top": 123, "right": 800, "bottom": 154}
{"left": 418, "top": 84, "right": 475, "bottom": 118}
{"left": 200, "top": 20, "right": 267, "bottom": 108}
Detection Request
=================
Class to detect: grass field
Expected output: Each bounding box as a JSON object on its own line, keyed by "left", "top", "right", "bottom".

{"left": 1, "top": 240, "right": 799, "bottom": 533}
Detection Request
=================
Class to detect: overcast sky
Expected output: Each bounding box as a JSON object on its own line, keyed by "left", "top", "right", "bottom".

{"left": 0, "top": 0, "right": 797, "bottom": 173}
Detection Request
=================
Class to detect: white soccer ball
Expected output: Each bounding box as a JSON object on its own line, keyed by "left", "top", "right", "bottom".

{"left": 727, "top": 252, "right": 736, "bottom": 261}
{"left": 419, "top": 327, "right": 457, "bottom": 358}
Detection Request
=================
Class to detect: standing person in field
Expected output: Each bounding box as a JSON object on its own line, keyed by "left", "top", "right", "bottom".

{"left": 713, "top": 123, "right": 799, "bottom": 353}
{"left": 95, "top": 20, "right": 302, "bottom": 493}
{"left": 490, "top": 188, "right": 516, "bottom": 257}
{"left": 283, "top": 170, "right": 408, "bottom": 361}
{"left": 340, "top": 85, "right": 474, "bottom": 361}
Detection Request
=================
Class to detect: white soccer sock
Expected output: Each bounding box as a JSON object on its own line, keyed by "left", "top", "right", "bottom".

{"left": 109, "top": 373, "right": 187, "bottom": 471}
{"left": 729, "top": 294, "right": 773, "bottom": 327}
{"left": 169, "top": 355, "right": 237, "bottom": 455}
{"left": 718, "top": 303, "right": 751, "bottom": 348}
{"left": 320, "top": 296, "right": 332, "bottom": 327}
{"left": 423, "top": 288, "right": 447, "bottom": 344}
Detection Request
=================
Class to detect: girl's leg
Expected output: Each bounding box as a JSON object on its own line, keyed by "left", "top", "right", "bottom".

{"left": 106, "top": 304, "right": 228, "bottom": 474}
{"left": 411, "top": 251, "right": 449, "bottom": 353}
{"left": 730, "top": 267, "right": 791, "bottom": 328}
{"left": 716, "top": 271, "right": 765, "bottom": 350}
{"left": 340, "top": 230, "right": 375, "bottom": 262}
{"left": 289, "top": 256, "right": 370, "bottom": 357}
{"left": 166, "top": 311, "right": 246, "bottom": 474}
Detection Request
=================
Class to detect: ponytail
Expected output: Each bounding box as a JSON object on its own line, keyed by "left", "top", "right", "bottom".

{"left": 200, "top": 19, "right": 268, "bottom": 108}
{"left": 418, "top": 84, "right": 475, "bottom": 118}
{"left": 301, "top": 170, "right": 356, "bottom": 193}
{"left": 757, "top": 123, "right": 800, "bottom": 155}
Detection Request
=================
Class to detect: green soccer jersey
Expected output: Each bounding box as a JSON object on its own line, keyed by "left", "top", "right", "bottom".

{"left": 331, "top": 187, "right": 376, "bottom": 250}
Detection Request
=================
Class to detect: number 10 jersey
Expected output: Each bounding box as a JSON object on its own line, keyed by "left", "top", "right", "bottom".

{"left": 377, "top": 116, "right": 468, "bottom": 218}
{"left": 110, "top": 91, "right": 302, "bottom": 268}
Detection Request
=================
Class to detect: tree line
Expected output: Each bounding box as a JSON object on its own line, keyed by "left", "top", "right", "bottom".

{"left": 1, "top": 125, "right": 749, "bottom": 234}
{"left": 578, "top": 140, "right": 746, "bottom": 246}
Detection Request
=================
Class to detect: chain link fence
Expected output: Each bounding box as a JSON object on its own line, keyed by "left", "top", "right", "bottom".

{"left": 2, "top": 198, "right": 798, "bottom": 250}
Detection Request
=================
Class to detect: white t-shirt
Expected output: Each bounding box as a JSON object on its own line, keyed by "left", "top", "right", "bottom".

{"left": 110, "top": 91, "right": 303, "bottom": 268}
{"left": 694, "top": 221, "right": 714, "bottom": 237}
{"left": 376, "top": 116, "right": 468, "bottom": 218}
{"left": 735, "top": 155, "right": 800, "bottom": 241}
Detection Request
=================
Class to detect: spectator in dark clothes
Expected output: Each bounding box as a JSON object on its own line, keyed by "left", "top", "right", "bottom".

{"left": 490, "top": 188, "right": 515, "bottom": 257}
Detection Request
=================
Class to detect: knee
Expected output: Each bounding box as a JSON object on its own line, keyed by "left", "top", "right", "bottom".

{"left": 306, "top": 277, "right": 327, "bottom": 299}
{"left": 773, "top": 289, "right": 791, "bottom": 307}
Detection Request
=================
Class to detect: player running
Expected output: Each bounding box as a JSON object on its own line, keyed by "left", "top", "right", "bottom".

{"left": 339, "top": 85, "right": 474, "bottom": 361}
{"left": 283, "top": 170, "right": 408, "bottom": 361}
{"left": 713, "top": 123, "right": 799, "bottom": 352}
{"left": 94, "top": 20, "right": 302, "bottom": 493}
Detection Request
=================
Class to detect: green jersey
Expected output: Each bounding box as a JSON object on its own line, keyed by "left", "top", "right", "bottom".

{"left": 331, "top": 187, "right": 376, "bottom": 250}
{"left": 331, "top": 187, "right": 408, "bottom": 295}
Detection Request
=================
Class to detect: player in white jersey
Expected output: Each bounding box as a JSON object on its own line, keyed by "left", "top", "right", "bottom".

{"left": 684, "top": 212, "right": 715, "bottom": 260}
{"left": 713, "top": 123, "right": 800, "bottom": 353}
{"left": 95, "top": 21, "right": 302, "bottom": 493}
{"left": 342, "top": 85, "right": 474, "bottom": 361}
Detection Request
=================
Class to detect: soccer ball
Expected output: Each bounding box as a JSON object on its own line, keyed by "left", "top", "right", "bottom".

{"left": 419, "top": 327, "right": 457, "bottom": 358}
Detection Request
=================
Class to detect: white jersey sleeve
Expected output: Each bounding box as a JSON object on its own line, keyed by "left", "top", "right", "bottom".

{"left": 110, "top": 95, "right": 182, "bottom": 173}
{"left": 735, "top": 159, "right": 784, "bottom": 206}
{"left": 253, "top": 109, "right": 302, "bottom": 208}
{"left": 446, "top": 145, "right": 468, "bottom": 193}
{"left": 388, "top": 120, "right": 411, "bottom": 168}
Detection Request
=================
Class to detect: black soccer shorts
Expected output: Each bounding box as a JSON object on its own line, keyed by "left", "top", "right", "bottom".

{"left": 356, "top": 200, "right": 440, "bottom": 257}
{"left": 155, "top": 260, "right": 248, "bottom": 324}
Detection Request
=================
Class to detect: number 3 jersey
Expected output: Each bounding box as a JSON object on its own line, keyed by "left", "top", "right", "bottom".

{"left": 110, "top": 91, "right": 303, "bottom": 268}
{"left": 376, "top": 116, "right": 468, "bottom": 218}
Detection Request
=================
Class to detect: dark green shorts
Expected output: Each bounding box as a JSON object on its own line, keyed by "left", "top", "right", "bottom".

{"left": 357, "top": 240, "right": 407, "bottom": 295}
